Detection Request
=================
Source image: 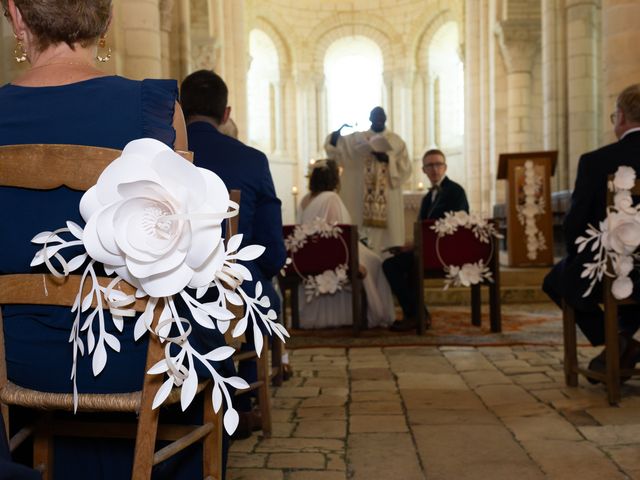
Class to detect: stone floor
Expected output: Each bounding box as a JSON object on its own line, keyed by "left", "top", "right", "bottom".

{"left": 228, "top": 344, "right": 640, "bottom": 479}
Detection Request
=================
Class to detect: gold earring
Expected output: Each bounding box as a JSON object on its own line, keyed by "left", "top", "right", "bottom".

{"left": 14, "top": 36, "right": 27, "bottom": 63}
{"left": 96, "top": 36, "right": 111, "bottom": 63}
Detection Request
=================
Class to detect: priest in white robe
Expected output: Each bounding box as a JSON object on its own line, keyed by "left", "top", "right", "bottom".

{"left": 324, "top": 106, "right": 412, "bottom": 253}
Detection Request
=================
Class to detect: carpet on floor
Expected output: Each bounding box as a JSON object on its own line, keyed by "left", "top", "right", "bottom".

{"left": 285, "top": 303, "right": 588, "bottom": 349}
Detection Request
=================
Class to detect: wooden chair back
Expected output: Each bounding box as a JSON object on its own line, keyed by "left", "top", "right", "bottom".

{"left": 0, "top": 144, "right": 221, "bottom": 479}
{"left": 279, "top": 224, "right": 365, "bottom": 333}
{"left": 563, "top": 175, "right": 640, "bottom": 404}
{"left": 414, "top": 219, "right": 501, "bottom": 334}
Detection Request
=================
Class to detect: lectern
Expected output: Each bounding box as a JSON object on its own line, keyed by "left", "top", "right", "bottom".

{"left": 497, "top": 151, "right": 557, "bottom": 267}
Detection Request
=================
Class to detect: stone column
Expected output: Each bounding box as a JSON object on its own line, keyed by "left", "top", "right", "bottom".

{"left": 602, "top": 0, "right": 640, "bottom": 143}
{"left": 119, "top": 0, "right": 162, "bottom": 79}
{"left": 158, "top": 0, "right": 173, "bottom": 78}
{"left": 541, "top": 0, "right": 568, "bottom": 191}
{"left": 566, "top": 0, "right": 600, "bottom": 187}
{"left": 496, "top": 19, "right": 541, "bottom": 152}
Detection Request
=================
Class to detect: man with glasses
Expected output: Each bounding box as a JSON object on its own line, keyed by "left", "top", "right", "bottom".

{"left": 543, "top": 83, "right": 640, "bottom": 377}
{"left": 383, "top": 148, "right": 469, "bottom": 331}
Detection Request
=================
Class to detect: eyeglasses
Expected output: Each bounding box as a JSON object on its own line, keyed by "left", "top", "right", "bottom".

{"left": 610, "top": 111, "right": 617, "bottom": 125}
{"left": 423, "top": 162, "right": 445, "bottom": 169}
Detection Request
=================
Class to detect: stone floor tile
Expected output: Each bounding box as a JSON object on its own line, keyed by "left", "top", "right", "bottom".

{"left": 275, "top": 386, "right": 320, "bottom": 398}
{"left": 321, "top": 387, "right": 349, "bottom": 397}
{"left": 267, "top": 452, "right": 325, "bottom": 469}
{"left": 528, "top": 388, "right": 569, "bottom": 403}
{"left": 402, "top": 388, "right": 486, "bottom": 410}
{"left": 350, "top": 415, "right": 408, "bottom": 433}
{"left": 227, "top": 452, "right": 267, "bottom": 468}
{"left": 294, "top": 419, "right": 347, "bottom": 438}
{"left": 579, "top": 424, "right": 640, "bottom": 446}
{"left": 460, "top": 370, "right": 512, "bottom": 387}
{"left": 603, "top": 445, "right": 640, "bottom": 478}
{"left": 407, "top": 408, "right": 501, "bottom": 426}
{"left": 502, "top": 413, "right": 583, "bottom": 441}
{"left": 326, "top": 453, "right": 346, "bottom": 471}
{"left": 490, "top": 402, "right": 554, "bottom": 418}
{"left": 299, "top": 395, "right": 347, "bottom": 408}
{"left": 348, "top": 433, "right": 424, "bottom": 480}
{"left": 389, "top": 355, "right": 456, "bottom": 374}
{"left": 350, "top": 390, "right": 400, "bottom": 402}
{"left": 255, "top": 437, "right": 344, "bottom": 453}
{"left": 396, "top": 372, "right": 469, "bottom": 390}
{"left": 229, "top": 435, "right": 259, "bottom": 453}
{"left": 350, "top": 379, "right": 397, "bottom": 392}
{"left": 304, "top": 377, "right": 349, "bottom": 388}
{"left": 511, "top": 373, "right": 553, "bottom": 385}
{"left": 316, "top": 369, "right": 349, "bottom": 378}
{"left": 413, "top": 424, "right": 546, "bottom": 480}
{"left": 522, "top": 439, "right": 628, "bottom": 479}
{"left": 296, "top": 406, "right": 347, "bottom": 420}
{"left": 288, "top": 472, "right": 347, "bottom": 480}
{"left": 502, "top": 365, "right": 552, "bottom": 375}
{"left": 271, "top": 408, "right": 294, "bottom": 422}
{"left": 587, "top": 406, "right": 640, "bottom": 425}
{"left": 348, "top": 367, "right": 394, "bottom": 380}
{"left": 271, "top": 397, "right": 300, "bottom": 409}
{"left": 349, "top": 401, "right": 403, "bottom": 415}
{"left": 474, "top": 384, "right": 537, "bottom": 406}
{"left": 227, "top": 468, "right": 284, "bottom": 480}
{"left": 292, "top": 348, "right": 346, "bottom": 356}
{"left": 271, "top": 421, "right": 296, "bottom": 437}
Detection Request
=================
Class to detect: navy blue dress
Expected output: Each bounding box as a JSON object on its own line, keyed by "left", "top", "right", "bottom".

{"left": 0, "top": 76, "right": 205, "bottom": 479}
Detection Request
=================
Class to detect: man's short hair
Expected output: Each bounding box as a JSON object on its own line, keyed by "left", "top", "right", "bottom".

{"left": 423, "top": 148, "right": 446, "bottom": 162}
{"left": 180, "top": 70, "right": 228, "bottom": 123}
{"left": 617, "top": 84, "right": 640, "bottom": 124}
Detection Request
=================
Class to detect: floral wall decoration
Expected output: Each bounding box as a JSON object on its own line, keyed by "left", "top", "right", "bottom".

{"left": 30, "top": 138, "right": 288, "bottom": 434}
{"left": 283, "top": 219, "right": 349, "bottom": 301}
{"left": 577, "top": 165, "right": 640, "bottom": 300}
{"left": 516, "top": 160, "right": 547, "bottom": 260}
{"left": 431, "top": 211, "right": 503, "bottom": 289}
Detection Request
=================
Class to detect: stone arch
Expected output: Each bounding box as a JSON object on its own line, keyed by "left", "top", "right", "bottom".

{"left": 413, "top": 9, "right": 460, "bottom": 74}
{"left": 309, "top": 13, "right": 400, "bottom": 75}
{"left": 252, "top": 16, "right": 293, "bottom": 76}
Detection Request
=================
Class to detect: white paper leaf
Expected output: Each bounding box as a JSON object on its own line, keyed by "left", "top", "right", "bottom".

{"left": 253, "top": 322, "right": 264, "bottom": 357}
{"left": 147, "top": 359, "right": 170, "bottom": 375}
{"left": 267, "top": 309, "right": 277, "bottom": 320}
{"left": 226, "top": 376, "right": 250, "bottom": 390}
{"left": 255, "top": 282, "right": 263, "bottom": 298}
{"left": 180, "top": 367, "right": 198, "bottom": 411}
{"left": 212, "top": 383, "right": 222, "bottom": 412}
{"left": 226, "top": 234, "right": 243, "bottom": 254}
{"left": 66, "top": 221, "right": 84, "bottom": 240}
{"left": 191, "top": 308, "right": 216, "bottom": 329}
{"left": 223, "top": 408, "right": 239, "bottom": 435}
{"left": 203, "top": 346, "right": 236, "bottom": 362}
{"left": 233, "top": 245, "right": 265, "bottom": 261}
{"left": 92, "top": 341, "right": 107, "bottom": 375}
{"left": 31, "top": 231, "right": 63, "bottom": 244}
{"left": 225, "top": 290, "right": 243, "bottom": 306}
{"left": 112, "top": 315, "right": 124, "bottom": 332}
{"left": 67, "top": 254, "right": 88, "bottom": 272}
{"left": 217, "top": 319, "right": 230, "bottom": 334}
{"left": 259, "top": 296, "right": 271, "bottom": 308}
{"left": 134, "top": 312, "right": 149, "bottom": 341}
{"left": 87, "top": 326, "right": 95, "bottom": 353}
{"left": 200, "top": 302, "right": 235, "bottom": 320}
{"left": 81, "top": 292, "right": 94, "bottom": 312}
{"left": 228, "top": 262, "right": 252, "bottom": 282}
{"left": 196, "top": 285, "right": 208, "bottom": 299}
{"left": 152, "top": 378, "right": 175, "bottom": 409}
{"left": 104, "top": 332, "right": 120, "bottom": 352}
{"left": 232, "top": 315, "right": 248, "bottom": 337}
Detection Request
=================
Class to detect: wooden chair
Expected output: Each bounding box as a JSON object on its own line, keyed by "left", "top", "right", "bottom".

{"left": 279, "top": 224, "right": 366, "bottom": 333}
{"left": 563, "top": 177, "right": 640, "bottom": 404}
{"left": 224, "top": 190, "right": 278, "bottom": 438}
{"left": 0, "top": 144, "right": 222, "bottom": 479}
{"left": 414, "top": 219, "right": 501, "bottom": 335}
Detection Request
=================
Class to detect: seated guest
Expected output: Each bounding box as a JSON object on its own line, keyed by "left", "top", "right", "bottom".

{"left": 383, "top": 149, "right": 469, "bottom": 331}
{"left": 297, "top": 159, "right": 395, "bottom": 329}
{"left": 543, "top": 84, "right": 640, "bottom": 376}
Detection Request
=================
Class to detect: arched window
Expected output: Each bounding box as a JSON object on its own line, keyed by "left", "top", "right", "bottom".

{"left": 247, "top": 29, "right": 279, "bottom": 151}
{"left": 324, "top": 36, "right": 384, "bottom": 134}
{"left": 428, "top": 22, "right": 464, "bottom": 149}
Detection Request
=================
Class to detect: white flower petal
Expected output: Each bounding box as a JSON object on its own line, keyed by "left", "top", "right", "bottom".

{"left": 139, "top": 262, "right": 194, "bottom": 297}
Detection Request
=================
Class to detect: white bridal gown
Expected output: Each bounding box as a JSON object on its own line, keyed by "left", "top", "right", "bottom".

{"left": 297, "top": 191, "right": 395, "bottom": 329}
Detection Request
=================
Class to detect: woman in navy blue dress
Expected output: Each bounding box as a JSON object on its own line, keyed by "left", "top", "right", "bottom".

{"left": 0, "top": 1, "right": 217, "bottom": 478}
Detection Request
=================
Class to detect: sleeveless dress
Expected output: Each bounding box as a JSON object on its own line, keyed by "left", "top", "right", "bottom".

{"left": 297, "top": 191, "right": 395, "bottom": 328}
{"left": 0, "top": 76, "right": 206, "bottom": 479}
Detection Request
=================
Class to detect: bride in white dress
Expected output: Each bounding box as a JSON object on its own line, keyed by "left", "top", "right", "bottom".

{"left": 297, "top": 159, "right": 395, "bottom": 329}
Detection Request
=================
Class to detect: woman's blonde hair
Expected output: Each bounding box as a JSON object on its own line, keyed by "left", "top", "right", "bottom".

{"left": 2, "top": 0, "right": 111, "bottom": 51}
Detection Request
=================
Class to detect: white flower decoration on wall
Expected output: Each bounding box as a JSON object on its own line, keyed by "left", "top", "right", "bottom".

{"left": 577, "top": 165, "right": 640, "bottom": 300}
{"left": 431, "top": 211, "right": 502, "bottom": 289}
{"left": 283, "top": 218, "right": 350, "bottom": 302}
{"left": 30, "top": 138, "right": 288, "bottom": 435}
{"left": 516, "top": 160, "right": 547, "bottom": 260}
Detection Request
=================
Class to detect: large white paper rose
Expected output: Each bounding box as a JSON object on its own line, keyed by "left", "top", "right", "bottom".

{"left": 612, "top": 276, "right": 633, "bottom": 300}
{"left": 613, "top": 166, "right": 636, "bottom": 191}
{"left": 80, "top": 138, "right": 230, "bottom": 297}
{"left": 604, "top": 211, "right": 640, "bottom": 255}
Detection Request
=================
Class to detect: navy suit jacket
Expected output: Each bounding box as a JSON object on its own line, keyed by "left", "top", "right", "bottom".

{"left": 418, "top": 176, "right": 469, "bottom": 220}
{"left": 187, "top": 122, "right": 287, "bottom": 313}
{"left": 564, "top": 130, "right": 640, "bottom": 258}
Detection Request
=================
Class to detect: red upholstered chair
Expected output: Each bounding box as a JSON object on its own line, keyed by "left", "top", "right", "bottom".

{"left": 414, "top": 219, "right": 501, "bottom": 334}
{"left": 279, "top": 224, "right": 366, "bottom": 333}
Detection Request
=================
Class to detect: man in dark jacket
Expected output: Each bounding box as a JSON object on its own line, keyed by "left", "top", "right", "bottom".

{"left": 383, "top": 148, "right": 469, "bottom": 331}
{"left": 543, "top": 83, "right": 640, "bottom": 370}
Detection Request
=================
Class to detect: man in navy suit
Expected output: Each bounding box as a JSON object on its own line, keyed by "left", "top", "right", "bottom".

{"left": 180, "top": 71, "right": 286, "bottom": 441}
{"left": 383, "top": 149, "right": 469, "bottom": 331}
{"left": 543, "top": 83, "right": 640, "bottom": 372}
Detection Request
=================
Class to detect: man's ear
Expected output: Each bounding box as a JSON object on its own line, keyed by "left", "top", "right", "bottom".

{"left": 221, "top": 106, "right": 231, "bottom": 125}
{"left": 8, "top": 0, "right": 26, "bottom": 37}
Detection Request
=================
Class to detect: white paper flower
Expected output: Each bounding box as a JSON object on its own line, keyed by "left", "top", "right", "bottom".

{"left": 604, "top": 211, "right": 640, "bottom": 255}
{"left": 80, "top": 139, "right": 230, "bottom": 297}
{"left": 613, "top": 166, "right": 636, "bottom": 191}
{"left": 452, "top": 211, "right": 469, "bottom": 226}
{"left": 614, "top": 190, "right": 635, "bottom": 213}
{"left": 315, "top": 270, "right": 340, "bottom": 294}
{"left": 612, "top": 276, "right": 633, "bottom": 299}
{"left": 614, "top": 255, "right": 634, "bottom": 277}
{"left": 458, "top": 263, "right": 483, "bottom": 286}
